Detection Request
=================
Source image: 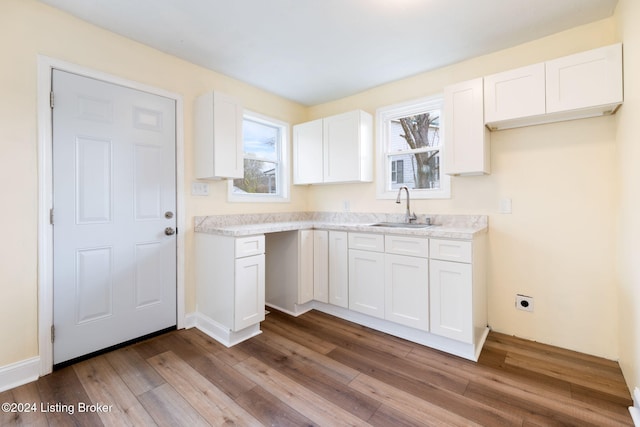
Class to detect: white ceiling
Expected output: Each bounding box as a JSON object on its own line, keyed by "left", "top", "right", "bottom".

{"left": 38, "top": 0, "right": 619, "bottom": 106}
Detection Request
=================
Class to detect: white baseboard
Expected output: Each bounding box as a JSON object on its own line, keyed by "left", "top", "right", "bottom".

{"left": 189, "top": 312, "right": 261, "bottom": 348}
{"left": 630, "top": 387, "right": 640, "bottom": 426}
{"left": 0, "top": 356, "right": 40, "bottom": 393}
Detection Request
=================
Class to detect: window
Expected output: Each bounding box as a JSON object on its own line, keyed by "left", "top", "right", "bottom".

{"left": 391, "top": 159, "right": 404, "bottom": 184}
{"left": 229, "top": 111, "right": 289, "bottom": 202}
{"left": 376, "top": 95, "right": 450, "bottom": 199}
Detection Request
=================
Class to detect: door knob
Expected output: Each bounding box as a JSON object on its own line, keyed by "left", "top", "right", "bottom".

{"left": 164, "top": 227, "right": 176, "bottom": 236}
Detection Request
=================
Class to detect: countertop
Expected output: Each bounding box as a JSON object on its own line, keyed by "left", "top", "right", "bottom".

{"left": 195, "top": 212, "right": 487, "bottom": 240}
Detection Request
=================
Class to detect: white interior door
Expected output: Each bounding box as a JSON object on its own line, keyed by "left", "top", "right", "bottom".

{"left": 52, "top": 69, "right": 177, "bottom": 364}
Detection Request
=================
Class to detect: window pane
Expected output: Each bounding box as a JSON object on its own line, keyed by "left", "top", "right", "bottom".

{"left": 243, "top": 118, "right": 278, "bottom": 161}
{"left": 389, "top": 111, "right": 440, "bottom": 152}
{"left": 388, "top": 151, "right": 440, "bottom": 190}
{"left": 233, "top": 160, "right": 278, "bottom": 194}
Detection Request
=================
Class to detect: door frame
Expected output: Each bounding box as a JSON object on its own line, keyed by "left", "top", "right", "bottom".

{"left": 37, "top": 55, "right": 186, "bottom": 375}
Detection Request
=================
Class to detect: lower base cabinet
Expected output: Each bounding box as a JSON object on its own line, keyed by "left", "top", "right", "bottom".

{"left": 348, "top": 249, "right": 385, "bottom": 319}
{"left": 328, "top": 231, "right": 349, "bottom": 308}
{"left": 195, "top": 234, "right": 265, "bottom": 333}
{"left": 385, "top": 254, "right": 429, "bottom": 331}
{"left": 234, "top": 254, "right": 266, "bottom": 331}
{"left": 429, "top": 259, "right": 473, "bottom": 343}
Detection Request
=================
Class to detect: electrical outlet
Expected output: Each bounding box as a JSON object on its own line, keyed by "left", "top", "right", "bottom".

{"left": 516, "top": 294, "right": 534, "bottom": 312}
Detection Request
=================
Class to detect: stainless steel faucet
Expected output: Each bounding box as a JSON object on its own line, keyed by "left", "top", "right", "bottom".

{"left": 396, "top": 186, "right": 417, "bottom": 223}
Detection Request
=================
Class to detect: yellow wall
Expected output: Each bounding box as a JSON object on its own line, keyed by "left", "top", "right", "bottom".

{"left": 615, "top": 0, "right": 640, "bottom": 394}
{"left": 0, "top": 0, "right": 307, "bottom": 367}
{"left": 1, "top": 0, "right": 635, "bottom": 394}
{"left": 306, "top": 18, "right": 621, "bottom": 360}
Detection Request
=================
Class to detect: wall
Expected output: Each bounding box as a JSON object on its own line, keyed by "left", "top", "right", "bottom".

{"left": 305, "top": 18, "right": 621, "bottom": 360}
{"left": 0, "top": 0, "right": 307, "bottom": 368}
{"left": 615, "top": 0, "right": 640, "bottom": 394}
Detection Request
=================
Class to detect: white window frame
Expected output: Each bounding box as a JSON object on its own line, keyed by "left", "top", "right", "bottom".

{"left": 228, "top": 110, "right": 290, "bottom": 202}
{"left": 376, "top": 95, "right": 450, "bottom": 200}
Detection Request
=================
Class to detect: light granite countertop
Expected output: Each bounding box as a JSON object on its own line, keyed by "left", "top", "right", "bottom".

{"left": 194, "top": 212, "right": 487, "bottom": 240}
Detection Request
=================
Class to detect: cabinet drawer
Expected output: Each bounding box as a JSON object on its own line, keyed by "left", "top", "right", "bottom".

{"left": 429, "top": 239, "right": 471, "bottom": 263}
{"left": 348, "top": 233, "right": 384, "bottom": 252}
{"left": 235, "top": 235, "right": 265, "bottom": 258}
{"left": 385, "top": 235, "right": 428, "bottom": 258}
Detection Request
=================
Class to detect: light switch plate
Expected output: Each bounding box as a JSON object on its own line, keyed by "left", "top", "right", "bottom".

{"left": 191, "top": 182, "right": 209, "bottom": 196}
{"left": 499, "top": 198, "right": 512, "bottom": 214}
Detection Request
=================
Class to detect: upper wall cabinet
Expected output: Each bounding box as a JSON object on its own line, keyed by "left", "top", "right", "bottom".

{"left": 484, "top": 43, "right": 623, "bottom": 130}
{"left": 194, "top": 91, "right": 244, "bottom": 180}
{"left": 444, "top": 77, "right": 490, "bottom": 176}
{"left": 293, "top": 118, "right": 324, "bottom": 184}
{"left": 545, "top": 43, "right": 623, "bottom": 114}
{"left": 293, "top": 110, "right": 373, "bottom": 185}
{"left": 483, "top": 63, "right": 546, "bottom": 126}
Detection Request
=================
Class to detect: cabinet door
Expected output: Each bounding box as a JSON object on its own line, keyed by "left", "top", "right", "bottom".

{"left": 546, "top": 43, "right": 623, "bottom": 114}
{"left": 348, "top": 249, "right": 385, "bottom": 319}
{"left": 297, "top": 230, "right": 315, "bottom": 304}
{"left": 235, "top": 254, "right": 265, "bottom": 331}
{"left": 313, "top": 230, "right": 329, "bottom": 303}
{"left": 329, "top": 231, "right": 349, "bottom": 308}
{"left": 194, "top": 91, "right": 243, "bottom": 179}
{"left": 293, "top": 119, "right": 323, "bottom": 184}
{"left": 385, "top": 254, "right": 429, "bottom": 331}
{"left": 429, "top": 260, "right": 472, "bottom": 343}
{"left": 323, "top": 111, "right": 371, "bottom": 183}
{"left": 484, "top": 63, "right": 545, "bottom": 124}
{"left": 444, "top": 78, "right": 490, "bottom": 176}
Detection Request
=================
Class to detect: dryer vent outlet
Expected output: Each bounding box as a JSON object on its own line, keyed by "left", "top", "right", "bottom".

{"left": 516, "top": 294, "right": 534, "bottom": 312}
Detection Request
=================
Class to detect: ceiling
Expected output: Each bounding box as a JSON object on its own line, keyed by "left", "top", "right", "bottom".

{"left": 38, "top": 0, "right": 619, "bottom": 106}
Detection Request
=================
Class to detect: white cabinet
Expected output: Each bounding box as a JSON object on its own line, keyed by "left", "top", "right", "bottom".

{"left": 234, "top": 254, "right": 267, "bottom": 331}
{"left": 348, "top": 233, "right": 385, "bottom": 319}
{"left": 297, "top": 230, "right": 315, "bottom": 305}
{"left": 323, "top": 111, "right": 373, "bottom": 183}
{"left": 484, "top": 63, "right": 546, "bottom": 125}
{"left": 195, "top": 234, "right": 265, "bottom": 338}
{"left": 443, "top": 78, "right": 490, "bottom": 176}
{"left": 546, "top": 43, "right": 623, "bottom": 114}
{"left": 428, "top": 239, "right": 484, "bottom": 345}
{"left": 293, "top": 110, "right": 373, "bottom": 185}
{"left": 347, "top": 233, "right": 429, "bottom": 329}
{"left": 384, "top": 235, "right": 429, "bottom": 330}
{"left": 292, "top": 119, "right": 323, "bottom": 184}
{"left": 194, "top": 91, "right": 244, "bottom": 179}
{"left": 484, "top": 43, "right": 623, "bottom": 130}
{"left": 349, "top": 249, "right": 385, "bottom": 319}
{"left": 328, "top": 231, "right": 349, "bottom": 308}
{"left": 385, "top": 253, "right": 429, "bottom": 331}
{"left": 313, "top": 230, "right": 329, "bottom": 303}
{"left": 429, "top": 259, "right": 473, "bottom": 343}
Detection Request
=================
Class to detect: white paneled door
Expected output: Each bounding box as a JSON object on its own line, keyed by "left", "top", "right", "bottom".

{"left": 52, "top": 70, "right": 177, "bottom": 364}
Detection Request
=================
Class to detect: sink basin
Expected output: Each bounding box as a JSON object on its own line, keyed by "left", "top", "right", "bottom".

{"left": 369, "top": 222, "right": 434, "bottom": 229}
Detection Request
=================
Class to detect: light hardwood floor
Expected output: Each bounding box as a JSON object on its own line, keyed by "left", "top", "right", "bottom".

{"left": 1, "top": 309, "right": 634, "bottom": 426}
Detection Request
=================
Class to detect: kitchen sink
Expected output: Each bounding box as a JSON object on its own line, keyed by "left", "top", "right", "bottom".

{"left": 369, "top": 222, "right": 434, "bottom": 229}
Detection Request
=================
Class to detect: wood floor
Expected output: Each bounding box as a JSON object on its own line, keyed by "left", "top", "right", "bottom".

{"left": 1, "top": 309, "right": 633, "bottom": 426}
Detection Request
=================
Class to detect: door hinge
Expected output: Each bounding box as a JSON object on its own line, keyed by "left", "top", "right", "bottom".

{"left": 50, "top": 91, "right": 54, "bottom": 109}
{"left": 51, "top": 325, "right": 55, "bottom": 343}
{"left": 49, "top": 208, "right": 54, "bottom": 225}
